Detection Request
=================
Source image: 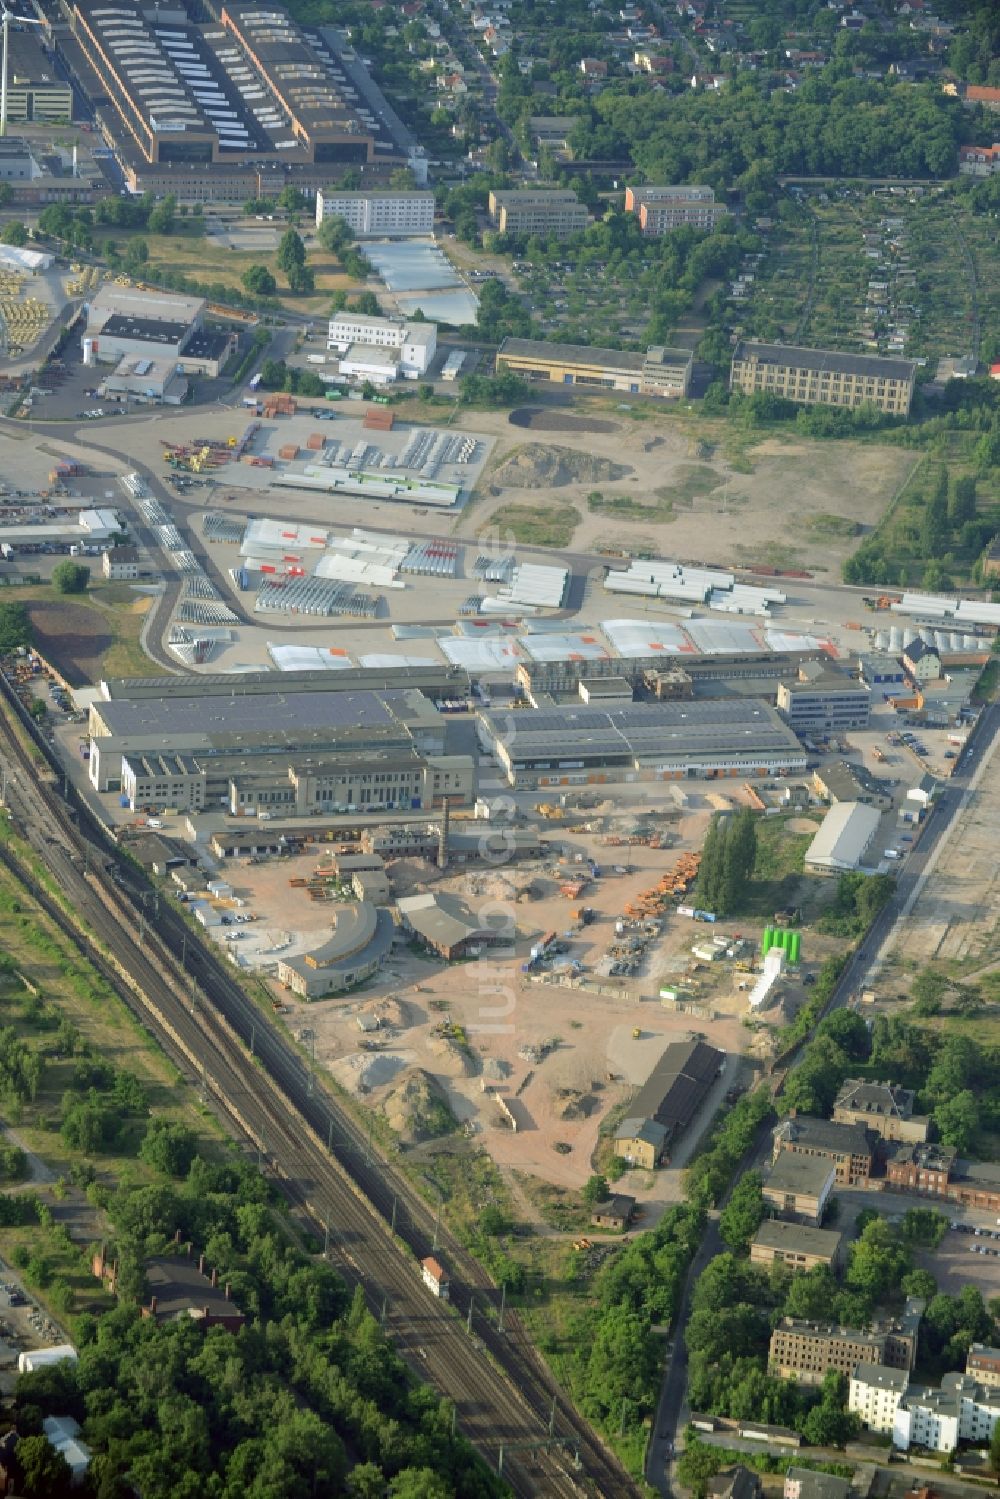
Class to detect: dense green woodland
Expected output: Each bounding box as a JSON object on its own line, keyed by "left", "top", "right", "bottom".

{"left": 11, "top": 1157, "right": 505, "bottom": 1499}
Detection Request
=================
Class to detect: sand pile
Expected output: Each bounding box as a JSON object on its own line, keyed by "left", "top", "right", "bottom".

{"left": 493, "top": 444, "right": 632, "bottom": 489}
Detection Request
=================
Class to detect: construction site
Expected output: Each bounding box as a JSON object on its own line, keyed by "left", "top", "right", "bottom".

{"left": 120, "top": 781, "right": 827, "bottom": 1206}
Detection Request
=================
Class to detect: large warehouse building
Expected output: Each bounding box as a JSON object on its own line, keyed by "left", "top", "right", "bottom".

{"left": 83, "top": 286, "right": 232, "bottom": 375}
{"left": 477, "top": 699, "right": 806, "bottom": 787}
{"left": 87, "top": 687, "right": 473, "bottom": 812}
{"left": 68, "top": 0, "right": 398, "bottom": 197}
{"left": 729, "top": 341, "right": 917, "bottom": 416}
{"left": 497, "top": 338, "right": 693, "bottom": 398}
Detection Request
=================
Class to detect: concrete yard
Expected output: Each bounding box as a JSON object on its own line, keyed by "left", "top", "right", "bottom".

{"left": 882, "top": 731, "right": 1000, "bottom": 968}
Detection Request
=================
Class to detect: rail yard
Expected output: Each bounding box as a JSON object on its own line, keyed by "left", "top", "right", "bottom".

{"left": 0, "top": 669, "right": 637, "bottom": 1498}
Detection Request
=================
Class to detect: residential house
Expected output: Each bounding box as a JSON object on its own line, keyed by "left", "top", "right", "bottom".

{"left": 893, "top": 1372, "right": 1000, "bottom": 1452}
{"left": 958, "top": 144, "right": 1000, "bottom": 177}
{"left": 709, "top": 1469, "right": 762, "bottom": 1499}
{"left": 103, "top": 545, "right": 140, "bottom": 580}
{"left": 783, "top": 1470, "right": 851, "bottom": 1499}
{"left": 966, "top": 1344, "right": 1000, "bottom": 1390}
{"left": 769, "top": 1301, "right": 923, "bottom": 1387}
{"left": 580, "top": 57, "right": 609, "bottom": 77}
{"left": 903, "top": 639, "right": 941, "bottom": 684}
{"left": 591, "top": 1193, "right": 636, "bottom": 1230}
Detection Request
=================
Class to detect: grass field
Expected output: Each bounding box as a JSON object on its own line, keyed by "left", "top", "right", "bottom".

{"left": 483, "top": 501, "right": 580, "bottom": 548}
{"left": 16, "top": 579, "right": 166, "bottom": 683}
{"left": 98, "top": 226, "right": 362, "bottom": 319}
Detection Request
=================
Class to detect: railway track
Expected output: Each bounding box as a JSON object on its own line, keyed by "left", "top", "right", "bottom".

{"left": 0, "top": 686, "right": 638, "bottom": 1499}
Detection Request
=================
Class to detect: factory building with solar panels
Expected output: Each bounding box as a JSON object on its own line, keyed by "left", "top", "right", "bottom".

{"left": 86, "top": 686, "right": 474, "bottom": 812}
{"left": 67, "top": 0, "right": 397, "bottom": 198}
{"left": 477, "top": 699, "right": 807, "bottom": 788}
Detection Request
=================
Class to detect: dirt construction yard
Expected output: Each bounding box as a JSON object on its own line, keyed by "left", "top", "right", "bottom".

{"left": 458, "top": 409, "right": 919, "bottom": 577}
{"left": 212, "top": 795, "right": 762, "bottom": 1208}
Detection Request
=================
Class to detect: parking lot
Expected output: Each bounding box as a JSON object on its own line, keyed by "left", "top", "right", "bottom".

{"left": 0, "top": 1264, "right": 69, "bottom": 1392}
{"left": 919, "top": 1223, "right": 1000, "bottom": 1298}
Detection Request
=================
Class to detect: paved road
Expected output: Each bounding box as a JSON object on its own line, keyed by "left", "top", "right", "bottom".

{"left": 646, "top": 696, "right": 1000, "bottom": 1497}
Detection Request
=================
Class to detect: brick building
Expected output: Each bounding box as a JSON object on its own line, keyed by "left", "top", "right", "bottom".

{"left": 772, "top": 1115, "right": 874, "bottom": 1187}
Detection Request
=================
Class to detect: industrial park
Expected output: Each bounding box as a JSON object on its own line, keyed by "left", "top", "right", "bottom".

{"left": 0, "top": 0, "right": 995, "bottom": 1495}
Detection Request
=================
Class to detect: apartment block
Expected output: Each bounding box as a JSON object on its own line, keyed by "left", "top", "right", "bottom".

{"left": 625, "top": 183, "right": 724, "bottom": 234}
{"left": 893, "top": 1373, "right": 1000, "bottom": 1453}
{"left": 730, "top": 341, "right": 917, "bottom": 415}
{"left": 315, "top": 189, "right": 435, "bottom": 237}
{"left": 833, "top": 1079, "right": 929, "bottom": 1144}
{"left": 772, "top": 1116, "right": 874, "bottom": 1187}
{"left": 488, "top": 189, "right": 591, "bottom": 237}
{"left": 849, "top": 1362, "right": 909, "bottom": 1433}
{"left": 770, "top": 1303, "right": 923, "bottom": 1387}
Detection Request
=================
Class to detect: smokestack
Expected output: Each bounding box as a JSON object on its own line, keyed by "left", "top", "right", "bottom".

{"left": 438, "top": 797, "right": 450, "bottom": 870}
{"left": 211, "top": 1268, "right": 218, "bottom": 1288}
{"left": 203, "top": 1306, "right": 211, "bottom": 1320}
{"left": 174, "top": 1228, "right": 182, "bottom": 1244}
{"left": 198, "top": 1254, "right": 205, "bottom": 1275}
{"left": 224, "top": 1282, "right": 231, "bottom": 1301}
{"left": 186, "top": 1241, "right": 193, "bottom": 1257}
{"left": 150, "top": 1296, "right": 157, "bottom": 1315}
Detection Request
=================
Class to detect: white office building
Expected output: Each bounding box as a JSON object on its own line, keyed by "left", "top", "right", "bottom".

{"left": 849, "top": 1363, "right": 909, "bottom": 1434}
{"left": 316, "top": 189, "right": 435, "bottom": 237}
{"left": 327, "top": 312, "right": 437, "bottom": 379}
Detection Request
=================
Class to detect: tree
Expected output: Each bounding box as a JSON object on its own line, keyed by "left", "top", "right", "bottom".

{"left": 147, "top": 194, "right": 177, "bottom": 235}
{"left": 242, "top": 264, "right": 276, "bottom": 297}
{"left": 139, "top": 1119, "right": 198, "bottom": 1177}
{"left": 287, "top": 263, "right": 315, "bottom": 295}
{"left": 949, "top": 474, "right": 977, "bottom": 529}
{"left": 277, "top": 227, "right": 306, "bottom": 276}
{"left": 719, "top": 1172, "right": 764, "bottom": 1252}
{"left": 0, "top": 601, "right": 31, "bottom": 652}
{"left": 582, "top": 1173, "right": 609, "bottom": 1206}
{"left": 388, "top": 1471, "right": 453, "bottom": 1499}
{"left": 123, "top": 237, "right": 148, "bottom": 271}
{"left": 51, "top": 561, "right": 90, "bottom": 596}
{"left": 1, "top": 221, "right": 28, "bottom": 246}
{"left": 277, "top": 185, "right": 308, "bottom": 214}
{"left": 846, "top": 1218, "right": 912, "bottom": 1301}
{"left": 921, "top": 470, "right": 949, "bottom": 555}
{"left": 14, "top": 1435, "right": 72, "bottom": 1499}
{"left": 317, "top": 217, "right": 354, "bottom": 255}
{"left": 934, "top": 1090, "right": 978, "bottom": 1152}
